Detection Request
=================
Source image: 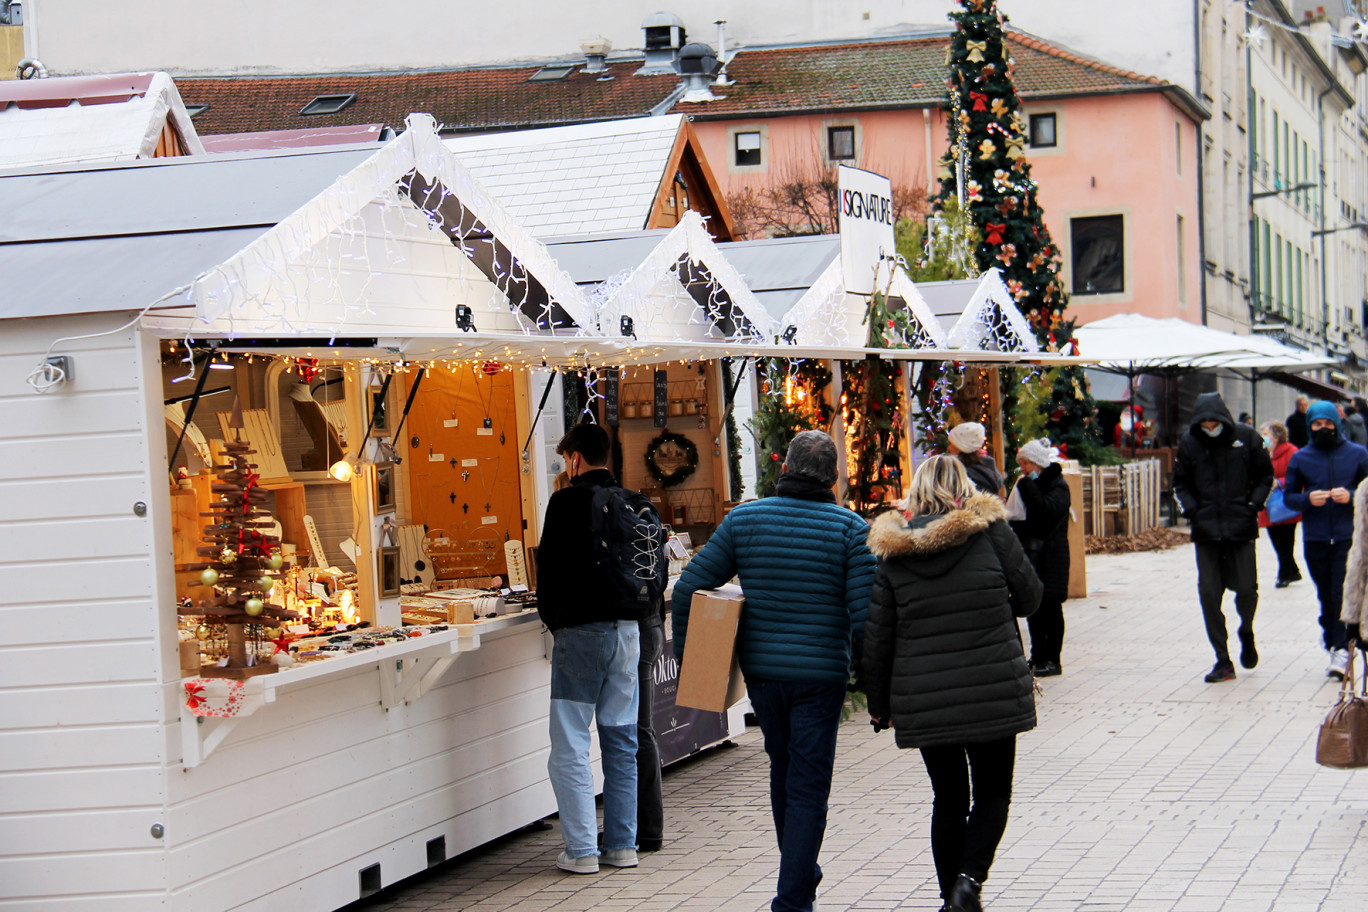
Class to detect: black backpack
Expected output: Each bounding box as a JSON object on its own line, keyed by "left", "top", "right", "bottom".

{"left": 589, "top": 484, "right": 667, "bottom": 614}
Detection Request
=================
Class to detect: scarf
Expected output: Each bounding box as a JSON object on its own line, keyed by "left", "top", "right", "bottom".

{"left": 775, "top": 471, "right": 837, "bottom": 503}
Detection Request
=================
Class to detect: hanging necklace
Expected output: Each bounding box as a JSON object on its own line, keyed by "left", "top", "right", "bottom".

{"left": 473, "top": 368, "right": 495, "bottom": 430}
{"left": 477, "top": 457, "right": 500, "bottom": 513}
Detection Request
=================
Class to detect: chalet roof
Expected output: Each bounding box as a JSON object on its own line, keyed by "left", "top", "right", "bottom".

{"left": 445, "top": 115, "right": 689, "bottom": 238}
{"left": 176, "top": 29, "right": 1198, "bottom": 139}
{"left": 0, "top": 72, "right": 206, "bottom": 169}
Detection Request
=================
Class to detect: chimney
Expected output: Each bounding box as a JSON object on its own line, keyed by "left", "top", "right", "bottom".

{"left": 581, "top": 37, "right": 612, "bottom": 74}
{"left": 677, "top": 42, "right": 720, "bottom": 103}
{"left": 637, "top": 11, "right": 687, "bottom": 75}
{"left": 713, "top": 20, "right": 733, "bottom": 86}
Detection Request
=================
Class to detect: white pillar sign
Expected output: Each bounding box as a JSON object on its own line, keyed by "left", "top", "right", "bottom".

{"left": 838, "top": 165, "right": 895, "bottom": 296}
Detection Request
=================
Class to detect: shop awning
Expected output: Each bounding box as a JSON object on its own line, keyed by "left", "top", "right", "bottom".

{"left": 1073, "top": 313, "right": 1336, "bottom": 374}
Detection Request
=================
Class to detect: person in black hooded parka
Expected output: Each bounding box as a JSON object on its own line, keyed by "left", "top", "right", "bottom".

{"left": 1173, "top": 391, "right": 1274, "bottom": 683}
{"left": 1010, "top": 438, "right": 1071, "bottom": 677}
{"left": 863, "top": 455, "right": 1042, "bottom": 912}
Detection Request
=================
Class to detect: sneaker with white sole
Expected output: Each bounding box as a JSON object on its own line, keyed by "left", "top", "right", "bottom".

{"left": 1328, "top": 649, "right": 1351, "bottom": 681}
{"left": 600, "top": 848, "right": 638, "bottom": 868}
{"left": 556, "top": 851, "right": 598, "bottom": 874}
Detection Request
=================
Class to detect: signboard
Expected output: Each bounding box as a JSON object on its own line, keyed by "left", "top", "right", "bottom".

{"left": 655, "top": 612, "right": 731, "bottom": 766}
{"left": 653, "top": 369, "right": 669, "bottom": 429}
{"left": 838, "top": 164, "right": 896, "bottom": 296}
{"left": 605, "top": 369, "right": 620, "bottom": 426}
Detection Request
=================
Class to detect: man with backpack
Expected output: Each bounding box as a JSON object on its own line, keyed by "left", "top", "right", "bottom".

{"left": 672, "top": 430, "right": 876, "bottom": 912}
{"left": 537, "top": 422, "right": 665, "bottom": 875}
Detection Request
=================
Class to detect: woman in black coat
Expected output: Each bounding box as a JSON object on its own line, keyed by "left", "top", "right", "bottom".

{"left": 864, "top": 455, "right": 1042, "bottom": 912}
{"left": 1010, "top": 438, "right": 1072, "bottom": 677}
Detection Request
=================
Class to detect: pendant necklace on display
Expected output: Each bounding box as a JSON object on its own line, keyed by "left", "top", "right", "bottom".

{"left": 474, "top": 368, "right": 494, "bottom": 431}
{"left": 477, "top": 458, "right": 499, "bottom": 512}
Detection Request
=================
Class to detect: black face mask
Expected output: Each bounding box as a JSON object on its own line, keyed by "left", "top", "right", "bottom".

{"left": 1313, "top": 427, "right": 1339, "bottom": 448}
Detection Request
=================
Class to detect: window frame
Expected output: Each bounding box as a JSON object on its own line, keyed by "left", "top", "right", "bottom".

{"left": 1029, "top": 112, "right": 1057, "bottom": 149}
{"left": 827, "top": 125, "right": 856, "bottom": 162}
{"left": 733, "top": 131, "right": 762, "bottom": 167}
{"left": 1069, "top": 213, "right": 1126, "bottom": 297}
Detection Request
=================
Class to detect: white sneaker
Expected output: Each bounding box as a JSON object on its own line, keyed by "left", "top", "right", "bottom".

{"left": 600, "top": 848, "right": 638, "bottom": 868}
{"left": 556, "top": 851, "right": 598, "bottom": 874}
{"left": 1327, "top": 649, "right": 1350, "bottom": 680}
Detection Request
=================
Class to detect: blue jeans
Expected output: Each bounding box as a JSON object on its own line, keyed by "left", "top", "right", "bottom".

{"left": 548, "top": 621, "right": 640, "bottom": 858}
{"left": 747, "top": 678, "right": 847, "bottom": 912}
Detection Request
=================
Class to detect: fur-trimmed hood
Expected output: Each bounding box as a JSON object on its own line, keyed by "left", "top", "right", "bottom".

{"left": 868, "top": 493, "right": 1006, "bottom": 559}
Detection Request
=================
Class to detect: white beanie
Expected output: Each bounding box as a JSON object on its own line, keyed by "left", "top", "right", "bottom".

{"left": 948, "top": 421, "right": 986, "bottom": 454}
{"left": 1018, "top": 437, "right": 1059, "bottom": 467}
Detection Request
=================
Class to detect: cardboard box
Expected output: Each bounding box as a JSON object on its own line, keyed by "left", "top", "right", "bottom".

{"left": 675, "top": 586, "right": 746, "bottom": 713}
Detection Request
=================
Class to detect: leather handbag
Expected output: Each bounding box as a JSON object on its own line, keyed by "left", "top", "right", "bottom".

{"left": 1316, "top": 646, "right": 1368, "bottom": 769}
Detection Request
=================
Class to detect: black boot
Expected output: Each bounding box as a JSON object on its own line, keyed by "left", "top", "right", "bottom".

{"left": 946, "top": 874, "right": 982, "bottom": 912}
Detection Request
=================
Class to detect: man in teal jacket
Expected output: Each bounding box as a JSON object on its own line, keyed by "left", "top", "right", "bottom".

{"left": 673, "top": 430, "right": 875, "bottom": 912}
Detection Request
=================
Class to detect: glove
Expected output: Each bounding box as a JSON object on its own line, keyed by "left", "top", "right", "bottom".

{"left": 869, "top": 715, "right": 890, "bottom": 733}
{"left": 1347, "top": 623, "right": 1361, "bottom": 645}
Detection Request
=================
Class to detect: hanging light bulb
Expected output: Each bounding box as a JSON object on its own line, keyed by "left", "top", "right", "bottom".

{"left": 328, "top": 459, "right": 357, "bottom": 482}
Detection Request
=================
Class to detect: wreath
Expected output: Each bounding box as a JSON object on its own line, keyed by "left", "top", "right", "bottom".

{"left": 644, "top": 431, "right": 699, "bottom": 488}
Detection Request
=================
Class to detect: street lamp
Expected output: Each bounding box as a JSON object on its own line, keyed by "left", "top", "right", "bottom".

{"left": 1252, "top": 180, "right": 1318, "bottom": 200}
{"left": 1311, "top": 222, "right": 1368, "bottom": 237}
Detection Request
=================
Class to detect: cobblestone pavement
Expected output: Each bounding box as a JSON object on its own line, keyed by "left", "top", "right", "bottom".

{"left": 369, "top": 536, "right": 1368, "bottom": 911}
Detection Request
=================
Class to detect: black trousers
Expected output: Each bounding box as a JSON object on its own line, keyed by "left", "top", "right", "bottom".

{"left": 920, "top": 736, "right": 1017, "bottom": 898}
{"left": 1194, "top": 540, "right": 1258, "bottom": 664}
{"left": 1266, "top": 524, "right": 1301, "bottom": 583}
{"left": 1304, "top": 539, "right": 1351, "bottom": 651}
{"left": 1026, "top": 594, "right": 1065, "bottom": 666}
{"left": 636, "top": 615, "right": 664, "bottom": 847}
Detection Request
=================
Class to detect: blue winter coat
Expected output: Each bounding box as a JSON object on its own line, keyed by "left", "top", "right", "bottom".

{"left": 1284, "top": 438, "right": 1368, "bottom": 542}
{"left": 671, "top": 495, "right": 876, "bottom": 685}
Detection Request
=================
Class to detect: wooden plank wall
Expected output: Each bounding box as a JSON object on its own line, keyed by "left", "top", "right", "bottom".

{"left": 0, "top": 317, "right": 172, "bottom": 909}
{"left": 166, "top": 625, "right": 562, "bottom": 911}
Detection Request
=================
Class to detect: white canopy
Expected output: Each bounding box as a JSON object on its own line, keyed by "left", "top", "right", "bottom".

{"left": 1073, "top": 313, "right": 1334, "bottom": 374}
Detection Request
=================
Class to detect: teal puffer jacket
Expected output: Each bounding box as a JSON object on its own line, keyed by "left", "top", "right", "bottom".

{"left": 671, "top": 496, "right": 876, "bottom": 684}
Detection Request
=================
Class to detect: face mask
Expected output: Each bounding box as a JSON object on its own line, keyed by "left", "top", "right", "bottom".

{"left": 1029, "top": 470, "right": 1040, "bottom": 480}
{"left": 1262, "top": 436, "right": 1275, "bottom": 449}
{"left": 1201, "top": 425, "right": 1223, "bottom": 438}
{"left": 1313, "top": 427, "right": 1338, "bottom": 447}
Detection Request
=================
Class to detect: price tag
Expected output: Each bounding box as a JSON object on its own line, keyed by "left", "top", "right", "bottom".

{"left": 476, "top": 428, "right": 494, "bottom": 437}
{"left": 461, "top": 458, "right": 479, "bottom": 467}
{"left": 428, "top": 453, "right": 445, "bottom": 462}
{"left": 481, "top": 515, "right": 498, "bottom": 525}
{"left": 443, "top": 419, "right": 459, "bottom": 428}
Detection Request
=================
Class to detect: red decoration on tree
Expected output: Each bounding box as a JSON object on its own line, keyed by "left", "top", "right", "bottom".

{"left": 480, "top": 361, "right": 502, "bottom": 375}
{"left": 984, "top": 222, "right": 1006, "bottom": 245}
{"left": 969, "top": 91, "right": 989, "bottom": 111}
{"left": 296, "top": 358, "right": 320, "bottom": 382}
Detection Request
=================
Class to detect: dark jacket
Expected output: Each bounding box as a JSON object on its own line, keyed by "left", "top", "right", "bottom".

{"left": 958, "top": 452, "right": 1004, "bottom": 496}
{"left": 537, "top": 468, "right": 643, "bottom": 631}
{"left": 1258, "top": 440, "right": 1300, "bottom": 528}
{"left": 1284, "top": 437, "right": 1368, "bottom": 542}
{"left": 1009, "top": 462, "right": 1071, "bottom": 601}
{"left": 1173, "top": 393, "right": 1274, "bottom": 542}
{"left": 1287, "top": 409, "right": 1310, "bottom": 448}
{"left": 1346, "top": 412, "right": 1368, "bottom": 446}
{"left": 862, "top": 494, "right": 1042, "bottom": 750}
{"left": 671, "top": 493, "right": 876, "bottom": 685}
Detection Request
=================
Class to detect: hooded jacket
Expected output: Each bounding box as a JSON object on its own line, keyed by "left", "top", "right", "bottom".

{"left": 1341, "top": 480, "right": 1368, "bottom": 625}
{"left": 1283, "top": 402, "right": 1368, "bottom": 542}
{"left": 1257, "top": 440, "right": 1301, "bottom": 528}
{"left": 1172, "top": 393, "right": 1274, "bottom": 542}
{"left": 862, "top": 494, "right": 1042, "bottom": 749}
{"left": 671, "top": 492, "right": 876, "bottom": 685}
{"left": 1009, "top": 461, "right": 1071, "bottom": 601}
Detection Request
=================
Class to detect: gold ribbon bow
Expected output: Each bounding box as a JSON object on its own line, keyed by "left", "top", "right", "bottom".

{"left": 966, "top": 40, "right": 987, "bottom": 63}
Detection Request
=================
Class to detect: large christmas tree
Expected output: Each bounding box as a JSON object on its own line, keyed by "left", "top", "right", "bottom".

{"left": 937, "top": 0, "right": 1104, "bottom": 463}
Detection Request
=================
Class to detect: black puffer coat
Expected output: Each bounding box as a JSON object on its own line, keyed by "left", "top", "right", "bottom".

{"left": 1010, "top": 462, "right": 1071, "bottom": 601}
{"left": 862, "top": 494, "right": 1043, "bottom": 750}
{"left": 1173, "top": 393, "right": 1274, "bottom": 543}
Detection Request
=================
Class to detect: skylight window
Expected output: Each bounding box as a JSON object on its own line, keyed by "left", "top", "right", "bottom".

{"left": 185, "top": 104, "right": 210, "bottom": 119}
{"left": 300, "top": 94, "right": 358, "bottom": 116}
{"left": 528, "top": 65, "right": 575, "bottom": 82}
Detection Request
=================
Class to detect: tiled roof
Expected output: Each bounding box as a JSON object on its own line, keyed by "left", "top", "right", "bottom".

{"left": 178, "top": 64, "right": 679, "bottom": 136}
{"left": 177, "top": 30, "right": 1168, "bottom": 137}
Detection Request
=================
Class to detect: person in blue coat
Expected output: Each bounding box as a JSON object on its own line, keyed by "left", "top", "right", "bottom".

{"left": 1284, "top": 400, "right": 1368, "bottom": 678}
{"left": 673, "top": 430, "right": 875, "bottom": 912}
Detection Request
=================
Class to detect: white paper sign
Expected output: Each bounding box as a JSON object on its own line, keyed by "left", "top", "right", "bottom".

{"left": 481, "top": 515, "right": 498, "bottom": 525}
{"left": 476, "top": 428, "right": 494, "bottom": 437}
{"left": 443, "top": 419, "right": 459, "bottom": 428}
{"left": 428, "top": 453, "right": 445, "bottom": 462}
{"left": 461, "top": 458, "right": 479, "bottom": 467}
{"left": 838, "top": 164, "right": 895, "bottom": 296}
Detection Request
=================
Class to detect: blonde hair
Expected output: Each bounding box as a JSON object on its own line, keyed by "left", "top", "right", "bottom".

{"left": 906, "top": 454, "right": 975, "bottom": 516}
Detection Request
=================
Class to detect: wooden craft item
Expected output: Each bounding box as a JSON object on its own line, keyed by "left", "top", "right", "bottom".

{"left": 303, "top": 514, "right": 329, "bottom": 568}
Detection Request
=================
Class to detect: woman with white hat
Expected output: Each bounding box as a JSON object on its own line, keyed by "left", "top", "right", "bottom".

{"left": 1010, "top": 438, "right": 1071, "bottom": 677}
{"left": 947, "top": 421, "right": 1004, "bottom": 498}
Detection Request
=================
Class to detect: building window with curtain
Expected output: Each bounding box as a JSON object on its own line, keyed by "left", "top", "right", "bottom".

{"left": 1070, "top": 215, "right": 1124, "bottom": 295}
